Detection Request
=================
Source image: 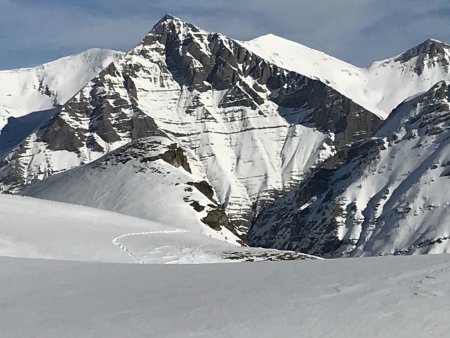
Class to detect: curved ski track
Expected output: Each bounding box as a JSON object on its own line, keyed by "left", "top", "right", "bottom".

{"left": 112, "top": 229, "right": 189, "bottom": 264}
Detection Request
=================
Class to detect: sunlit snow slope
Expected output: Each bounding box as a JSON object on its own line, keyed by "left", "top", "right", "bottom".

{"left": 23, "top": 135, "right": 244, "bottom": 245}
{"left": 0, "top": 194, "right": 313, "bottom": 263}
{"left": 0, "top": 49, "right": 123, "bottom": 121}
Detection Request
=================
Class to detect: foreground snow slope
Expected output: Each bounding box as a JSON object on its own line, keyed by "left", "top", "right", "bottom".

{"left": 2, "top": 254, "right": 450, "bottom": 337}
{"left": 0, "top": 194, "right": 311, "bottom": 263}
{"left": 244, "top": 35, "right": 450, "bottom": 118}
{"left": 0, "top": 194, "right": 180, "bottom": 263}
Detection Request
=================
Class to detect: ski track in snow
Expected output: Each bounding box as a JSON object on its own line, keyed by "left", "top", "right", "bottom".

{"left": 112, "top": 229, "right": 189, "bottom": 264}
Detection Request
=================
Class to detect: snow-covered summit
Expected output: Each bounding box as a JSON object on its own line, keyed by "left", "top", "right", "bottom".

{"left": 242, "top": 33, "right": 361, "bottom": 87}
{"left": 393, "top": 38, "right": 450, "bottom": 67}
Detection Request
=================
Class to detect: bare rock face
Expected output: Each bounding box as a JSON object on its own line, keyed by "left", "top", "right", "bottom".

{"left": 159, "top": 144, "right": 192, "bottom": 173}
{"left": 187, "top": 181, "right": 215, "bottom": 201}
{"left": 41, "top": 116, "right": 84, "bottom": 152}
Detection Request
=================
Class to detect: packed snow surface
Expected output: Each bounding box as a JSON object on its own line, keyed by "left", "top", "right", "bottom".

{"left": 1, "top": 254, "right": 450, "bottom": 337}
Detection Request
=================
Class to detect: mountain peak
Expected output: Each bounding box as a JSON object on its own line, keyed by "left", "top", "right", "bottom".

{"left": 152, "top": 13, "right": 202, "bottom": 32}
{"left": 394, "top": 38, "right": 450, "bottom": 75}
{"left": 136, "top": 14, "right": 205, "bottom": 49}
{"left": 414, "top": 38, "right": 450, "bottom": 53}
{"left": 156, "top": 13, "right": 183, "bottom": 25}
{"left": 421, "top": 38, "right": 444, "bottom": 45}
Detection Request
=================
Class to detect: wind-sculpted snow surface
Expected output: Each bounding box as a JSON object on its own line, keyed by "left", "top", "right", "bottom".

{"left": 1, "top": 254, "right": 450, "bottom": 337}
{"left": 250, "top": 81, "right": 450, "bottom": 256}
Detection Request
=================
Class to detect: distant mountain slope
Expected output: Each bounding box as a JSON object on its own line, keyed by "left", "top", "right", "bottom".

{"left": 244, "top": 36, "right": 450, "bottom": 118}
{"left": 0, "top": 49, "right": 124, "bottom": 154}
{"left": 0, "top": 15, "right": 380, "bottom": 233}
{"left": 249, "top": 81, "right": 450, "bottom": 256}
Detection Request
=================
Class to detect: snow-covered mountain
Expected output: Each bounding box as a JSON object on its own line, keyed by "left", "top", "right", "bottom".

{"left": 244, "top": 36, "right": 450, "bottom": 118}
{"left": 1, "top": 14, "right": 449, "bottom": 256}
{"left": 249, "top": 81, "right": 450, "bottom": 256}
{"left": 0, "top": 48, "right": 123, "bottom": 154}
{"left": 0, "top": 15, "right": 380, "bottom": 235}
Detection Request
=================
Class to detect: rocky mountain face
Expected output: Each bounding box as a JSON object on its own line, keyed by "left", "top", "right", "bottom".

{"left": 249, "top": 81, "right": 450, "bottom": 256}
{"left": 0, "top": 15, "right": 380, "bottom": 236}
{"left": 1, "top": 15, "right": 449, "bottom": 254}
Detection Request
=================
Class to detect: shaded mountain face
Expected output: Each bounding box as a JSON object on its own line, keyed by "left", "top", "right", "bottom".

{"left": 249, "top": 81, "right": 450, "bottom": 256}
{"left": 0, "top": 15, "right": 380, "bottom": 235}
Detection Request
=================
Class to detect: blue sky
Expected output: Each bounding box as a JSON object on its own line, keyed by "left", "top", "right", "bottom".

{"left": 2, "top": 0, "right": 450, "bottom": 69}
